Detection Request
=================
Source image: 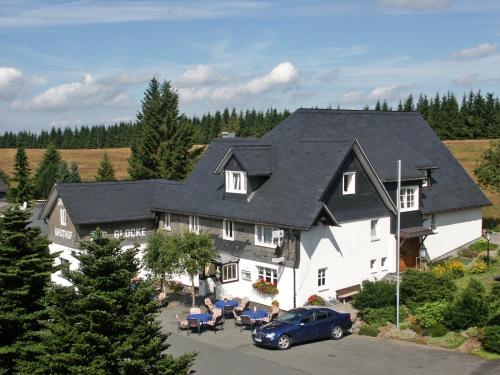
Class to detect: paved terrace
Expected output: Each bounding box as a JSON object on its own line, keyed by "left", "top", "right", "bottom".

{"left": 158, "top": 292, "right": 500, "bottom": 375}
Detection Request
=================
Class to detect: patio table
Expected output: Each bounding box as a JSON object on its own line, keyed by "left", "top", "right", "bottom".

{"left": 243, "top": 310, "right": 268, "bottom": 321}
{"left": 187, "top": 313, "right": 212, "bottom": 324}
{"left": 214, "top": 299, "right": 239, "bottom": 309}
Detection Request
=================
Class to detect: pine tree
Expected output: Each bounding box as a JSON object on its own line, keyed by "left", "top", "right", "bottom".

{"left": 9, "top": 147, "right": 33, "bottom": 203}
{"left": 33, "top": 144, "right": 62, "bottom": 199}
{"left": 404, "top": 94, "right": 414, "bottom": 111}
{"left": 474, "top": 140, "right": 500, "bottom": 193}
{"left": 381, "top": 100, "right": 389, "bottom": 111}
{"left": 56, "top": 161, "right": 71, "bottom": 182}
{"left": 68, "top": 161, "right": 81, "bottom": 183}
{"left": 23, "top": 230, "right": 195, "bottom": 374}
{"left": 374, "top": 100, "right": 381, "bottom": 111}
{"left": 0, "top": 207, "right": 53, "bottom": 373}
{"left": 95, "top": 153, "right": 116, "bottom": 181}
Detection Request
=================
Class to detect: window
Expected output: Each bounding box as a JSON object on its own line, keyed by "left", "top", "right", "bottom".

{"left": 315, "top": 310, "right": 329, "bottom": 321}
{"left": 342, "top": 172, "right": 356, "bottom": 195}
{"left": 255, "top": 225, "right": 279, "bottom": 248}
{"left": 163, "top": 212, "right": 171, "bottom": 231}
{"left": 422, "top": 178, "right": 428, "bottom": 187}
{"left": 222, "top": 263, "right": 238, "bottom": 282}
{"left": 241, "top": 270, "right": 251, "bottom": 281}
{"left": 370, "top": 259, "right": 376, "bottom": 271}
{"left": 189, "top": 216, "right": 199, "bottom": 234}
{"left": 225, "top": 170, "right": 247, "bottom": 194}
{"left": 60, "top": 208, "right": 67, "bottom": 226}
{"left": 370, "top": 219, "right": 379, "bottom": 241}
{"left": 257, "top": 266, "right": 278, "bottom": 285}
{"left": 223, "top": 220, "right": 234, "bottom": 240}
{"left": 318, "top": 268, "right": 326, "bottom": 287}
{"left": 400, "top": 186, "right": 418, "bottom": 212}
{"left": 381, "top": 257, "right": 387, "bottom": 269}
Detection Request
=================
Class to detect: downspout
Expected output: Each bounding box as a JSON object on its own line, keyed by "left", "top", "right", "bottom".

{"left": 293, "top": 230, "right": 300, "bottom": 309}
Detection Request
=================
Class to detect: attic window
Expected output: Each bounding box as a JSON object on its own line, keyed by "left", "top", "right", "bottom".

{"left": 400, "top": 186, "right": 419, "bottom": 212}
{"left": 342, "top": 172, "right": 356, "bottom": 195}
{"left": 60, "top": 208, "right": 67, "bottom": 226}
{"left": 225, "top": 171, "right": 247, "bottom": 194}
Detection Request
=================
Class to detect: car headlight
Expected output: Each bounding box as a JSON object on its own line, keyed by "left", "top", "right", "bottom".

{"left": 252, "top": 329, "right": 257, "bottom": 335}
{"left": 265, "top": 332, "right": 276, "bottom": 339}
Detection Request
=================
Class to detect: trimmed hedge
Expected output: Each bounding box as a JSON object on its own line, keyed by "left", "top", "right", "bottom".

{"left": 483, "top": 326, "right": 500, "bottom": 354}
{"left": 353, "top": 280, "right": 396, "bottom": 310}
{"left": 360, "top": 306, "right": 409, "bottom": 325}
{"left": 400, "top": 269, "right": 456, "bottom": 305}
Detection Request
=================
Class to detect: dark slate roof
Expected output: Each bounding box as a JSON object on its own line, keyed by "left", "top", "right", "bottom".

{"left": 152, "top": 138, "right": 354, "bottom": 229}
{"left": 52, "top": 180, "right": 162, "bottom": 224}
{"left": 215, "top": 144, "right": 275, "bottom": 176}
{"left": 264, "top": 109, "right": 490, "bottom": 213}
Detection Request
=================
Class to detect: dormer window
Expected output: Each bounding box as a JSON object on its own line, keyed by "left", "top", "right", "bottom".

{"left": 342, "top": 172, "right": 356, "bottom": 195}
{"left": 225, "top": 171, "right": 247, "bottom": 194}
{"left": 400, "top": 186, "right": 419, "bottom": 212}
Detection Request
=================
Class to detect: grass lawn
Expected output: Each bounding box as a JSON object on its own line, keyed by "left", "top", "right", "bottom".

{"left": 454, "top": 259, "right": 500, "bottom": 293}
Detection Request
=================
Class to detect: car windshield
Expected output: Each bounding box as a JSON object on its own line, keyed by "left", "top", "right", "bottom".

{"left": 276, "top": 310, "right": 308, "bottom": 324}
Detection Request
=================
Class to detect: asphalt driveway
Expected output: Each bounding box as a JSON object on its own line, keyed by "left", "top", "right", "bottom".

{"left": 159, "top": 305, "right": 500, "bottom": 375}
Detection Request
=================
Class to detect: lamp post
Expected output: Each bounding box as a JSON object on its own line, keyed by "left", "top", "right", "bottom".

{"left": 485, "top": 229, "right": 492, "bottom": 266}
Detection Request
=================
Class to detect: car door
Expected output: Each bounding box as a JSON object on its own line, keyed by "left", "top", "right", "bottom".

{"left": 294, "top": 311, "right": 316, "bottom": 343}
{"left": 312, "top": 309, "right": 331, "bottom": 339}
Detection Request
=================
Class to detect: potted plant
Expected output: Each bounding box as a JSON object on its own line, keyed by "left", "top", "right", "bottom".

{"left": 252, "top": 279, "right": 279, "bottom": 295}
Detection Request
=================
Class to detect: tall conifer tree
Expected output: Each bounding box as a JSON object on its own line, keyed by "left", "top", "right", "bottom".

{"left": 95, "top": 153, "right": 116, "bottom": 181}
{"left": 33, "top": 144, "right": 62, "bottom": 199}
{"left": 9, "top": 147, "right": 32, "bottom": 203}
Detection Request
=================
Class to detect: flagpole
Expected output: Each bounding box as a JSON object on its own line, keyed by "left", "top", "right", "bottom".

{"left": 396, "top": 160, "right": 401, "bottom": 330}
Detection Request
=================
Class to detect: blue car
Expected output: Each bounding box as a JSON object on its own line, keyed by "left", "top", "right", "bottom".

{"left": 252, "top": 306, "right": 352, "bottom": 350}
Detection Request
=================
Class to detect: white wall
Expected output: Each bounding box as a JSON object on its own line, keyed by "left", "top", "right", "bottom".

{"left": 423, "top": 208, "right": 482, "bottom": 260}
{"left": 297, "top": 216, "right": 395, "bottom": 305}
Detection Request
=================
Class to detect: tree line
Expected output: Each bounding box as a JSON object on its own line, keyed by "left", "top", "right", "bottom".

{"left": 1, "top": 89, "right": 499, "bottom": 150}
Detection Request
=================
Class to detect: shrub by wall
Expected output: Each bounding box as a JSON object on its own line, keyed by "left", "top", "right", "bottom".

{"left": 469, "top": 258, "right": 488, "bottom": 274}
{"left": 360, "top": 306, "right": 409, "bottom": 325}
{"left": 400, "top": 269, "right": 456, "bottom": 305}
{"left": 353, "top": 280, "right": 395, "bottom": 310}
{"left": 414, "top": 301, "right": 449, "bottom": 329}
{"left": 445, "top": 279, "right": 489, "bottom": 330}
{"left": 424, "top": 323, "right": 449, "bottom": 337}
{"left": 431, "top": 260, "right": 465, "bottom": 279}
{"left": 358, "top": 325, "right": 380, "bottom": 337}
{"left": 483, "top": 326, "right": 500, "bottom": 354}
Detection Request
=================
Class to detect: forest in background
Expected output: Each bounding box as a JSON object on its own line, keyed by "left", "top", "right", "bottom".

{"left": 1, "top": 90, "right": 499, "bottom": 149}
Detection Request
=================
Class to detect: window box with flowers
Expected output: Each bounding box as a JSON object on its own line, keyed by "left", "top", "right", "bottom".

{"left": 252, "top": 279, "right": 279, "bottom": 295}
{"left": 306, "top": 294, "right": 326, "bottom": 306}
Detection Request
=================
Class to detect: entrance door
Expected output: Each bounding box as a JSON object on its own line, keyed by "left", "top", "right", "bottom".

{"left": 400, "top": 238, "right": 419, "bottom": 271}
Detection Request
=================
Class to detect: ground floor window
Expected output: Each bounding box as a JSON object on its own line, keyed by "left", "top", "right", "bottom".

{"left": 381, "top": 257, "right": 387, "bottom": 269}
{"left": 189, "top": 215, "right": 200, "bottom": 234}
{"left": 222, "top": 263, "right": 238, "bottom": 283}
{"left": 257, "top": 266, "right": 277, "bottom": 285}
{"left": 370, "top": 259, "right": 376, "bottom": 271}
{"left": 241, "top": 270, "right": 251, "bottom": 281}
{"left": 318, "top": 268, "right": 327, "bottom": 287}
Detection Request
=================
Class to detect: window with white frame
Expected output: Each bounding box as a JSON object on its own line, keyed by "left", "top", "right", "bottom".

{"left": 163, "top": 212, "right": 171, "bottom": 231}
{"left": 370, "top": 219, "right": 379, "bottom": 241}
{"left": 400, "top": 186, "right": 418, "bottom": 212}
{"left": 241, "top": 270, "right": 251, "bottom": 281}
{"left": 225, "top": 170, "right": 247, "bottom": 194}
{"left": 342, "top": 172, "right": 356, "bottom": 195}
{"left": 257, "top": 266, "right": 278, "bottom": 285}
{"left": 222, "top": 263, "right": 238, "bottom": 282}
{"left": 189, "top": 216, "right": 200, "bottom": 234}
{"left": 255, "top": 225, "right": 279, "bottom": 248}
{"left": 60, "top": 208, "right": 67, "bottom": 226}
{"left": 370, "top": 259, "right": 376, "bottom": 271}
{"left": 381, "top": 257, "right": 387, "bottom": 269}
{"left": 223, "top": 220, "right": 234, "bottom": 240}
{"left": 318, "top": 268, "right": 327, "bottom": 287}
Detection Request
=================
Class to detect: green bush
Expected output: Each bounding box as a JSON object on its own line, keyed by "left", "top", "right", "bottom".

{"left": 424, "top": 323, "right": 449, "bottom": 337}
{"left": 483, "top": 326, "right": 500, "bottom": 354}
{"left": 469, "top": 238, "right": 498, "bottom": 252}
{"left": 445, "top": 279, "right": 489, "bottom": 330}
{"left": 489, "top": 283, "right": 500, "bottom": 325}
{"left": 353, "top": 280, "right": 395, "bottom": 310}
{"left": 360, "top": 306, "right": 409, "bottom": 325}
{"left": 414, "top": 301, "right": 448, "bottom": 328}
{"left": 358, "top": 324, "right": 380, "bottom": 337}
{"left": 400, "top": 269, "right": 456, "bottom": 305}
{"left": 469, "top": 258, "right": 488, "bottom": 274}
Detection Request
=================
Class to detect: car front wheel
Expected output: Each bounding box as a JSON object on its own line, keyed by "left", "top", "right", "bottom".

{"left": 331, "top": 326, "right": 343, "bottom": 340}
{"left": 277, "top": 335, "right": 291, "bottom": 350}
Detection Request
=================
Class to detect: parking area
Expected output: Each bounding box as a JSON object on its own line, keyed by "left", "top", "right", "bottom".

{"left": 158, "top": 299, "right": 500, "bottom": 375}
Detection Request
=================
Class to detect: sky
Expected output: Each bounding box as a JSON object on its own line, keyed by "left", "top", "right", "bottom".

{"left": 1, "top": 0, "right": 500, "bottom": 132}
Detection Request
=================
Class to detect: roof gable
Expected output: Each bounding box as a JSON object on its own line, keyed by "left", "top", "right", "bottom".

{"left": 214, "top": 144, "right": 275, "bottom": 176}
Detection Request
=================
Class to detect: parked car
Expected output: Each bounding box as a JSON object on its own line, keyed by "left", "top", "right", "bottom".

{"left": 252, "top": 306, "right": 352, "bottom": 350}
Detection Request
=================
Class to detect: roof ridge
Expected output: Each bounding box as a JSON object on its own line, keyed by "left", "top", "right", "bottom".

{"left": 297, "top": 108, "right": 420, "bottom": 115}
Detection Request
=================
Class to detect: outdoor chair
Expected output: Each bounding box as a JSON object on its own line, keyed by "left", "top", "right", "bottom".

{"left": 263, "top": 306, "right": 280, "bottom": 323}
{"left": 223, "top": 305, "right": 235, "bottom": 318}
{"left": 204, "top": 297, "right": 215, "bottom": 313}
{"left": 187, "top": 318, "right": 201, "bottom": 335}
{"left": 206, "top": 309, "right": 224, "bottom": 334}
{"left": 234, "top": 297, "right": 249, "bottom": 315}
{"left": 239, "top": 315, "right": 255, "bottom": 332}
{"left": 232, "top": 309, "right": 242, "bottom": 328}
{"left": 176, "top": 314, "right": 189, "bottom": 333}
{"left": 190, "top": 307, "right": 201, "bottom": 314}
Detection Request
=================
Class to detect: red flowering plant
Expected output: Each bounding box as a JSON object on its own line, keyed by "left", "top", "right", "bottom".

{"left": 252, "top": 278, "right": 279, "bottom": 295}
{"left": 306, "top": 294, "right": 326, "bottom": 306}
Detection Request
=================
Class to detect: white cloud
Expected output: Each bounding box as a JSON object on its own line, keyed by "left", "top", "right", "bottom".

{"left": 176, "top": 65, "right": 216, "bottom": 87}
{"left": 341, "top": 90, "right": 364, "bottom": 104}
{"left": 366, "top": 83, "right": 415, "bottom": 101}
{"left": 0, "top": 67, "right": 24, "bottom": 100}
{"left": 379, "top": 0, "right": 449, "bottom": 11}
{"left": 451, "top": 43, "right": 497, "bottom": 61}
{"left": 452, "top": 73, "right": 480, "bottom": 86}
{"left": 178, "top": 62, "right": 298, "bottom": 102}
{"left": 12, "top": 73, "right": 132, "bottom": 110}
